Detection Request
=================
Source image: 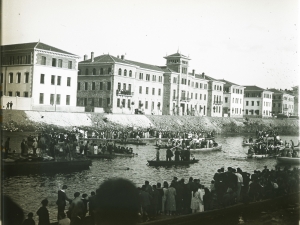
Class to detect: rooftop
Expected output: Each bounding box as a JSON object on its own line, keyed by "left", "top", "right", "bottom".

{"left": 2, "top": 42, "right": 78, "bottom": 56}
{"left": 218, "top": 79, "right": 243, "bottom": 87}
{"left": 244, "top": 85, "right": 273, "bottom": 92}
{"left": 164, "top": 52, "right": 190, "bottom": 60}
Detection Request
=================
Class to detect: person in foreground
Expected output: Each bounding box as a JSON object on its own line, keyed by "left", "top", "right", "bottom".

{"left": 94, "top": 178, "right": 140, "bottom": 225}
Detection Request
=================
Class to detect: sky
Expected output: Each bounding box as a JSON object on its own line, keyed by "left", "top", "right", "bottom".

{"left": 2, "top": 0, "right": 299, "bottom": 90}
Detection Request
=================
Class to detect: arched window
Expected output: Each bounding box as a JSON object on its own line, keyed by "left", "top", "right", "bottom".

{"left": 100, "top": 68, "right": 104, "bottom": 75}
{"left": 92, "top": 68, "right": 96, "bottom": 75}
{"left": 124, "top": 69, "right": 127, "bottom": 76}
{"left": 118, "top": 68, "right": 122, "bottom": 75}
{"left": 85, "top": 68, "right": 88, "bottom": 75}
{"left": 108, "top": 67, "right": 112, "bottom": 74}
{"left": 129, "top": 70, "right": 132, "bottom": 77}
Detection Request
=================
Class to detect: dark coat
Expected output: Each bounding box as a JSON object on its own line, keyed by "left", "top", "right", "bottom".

{"left": 37, "top": 206, "right": 49, "bottom": 225}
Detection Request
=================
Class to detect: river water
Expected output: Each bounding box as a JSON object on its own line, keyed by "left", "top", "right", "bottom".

{"left": 2, "top": 132, "right": 299, "bottom": 223}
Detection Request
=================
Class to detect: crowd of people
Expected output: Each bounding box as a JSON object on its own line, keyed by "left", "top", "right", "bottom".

{"left": 3, "top": 165, "right": 298, "bottom": 225}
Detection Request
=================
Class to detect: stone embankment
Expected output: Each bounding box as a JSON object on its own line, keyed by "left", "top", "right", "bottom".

{"left": 1, "top": 110, "right": 299, "bottom": 135}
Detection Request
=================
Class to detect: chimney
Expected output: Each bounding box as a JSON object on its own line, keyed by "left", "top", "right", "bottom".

{"left": 121, "top": 55, "right": 125, "bottom": 60}
{"left": 91, "top": 52, "right": 94, "bottom": 62}
{"left": 117, "top": 55, "right": 119, "bottom": 58}
{"left": 202, "top": 72, "right": 205, "bottom": 79}
{"left": 84, "top": 54, "right": 88, "bottom": 61}
{"left": 192, "top": 69, "right": 195, "bottom": 76}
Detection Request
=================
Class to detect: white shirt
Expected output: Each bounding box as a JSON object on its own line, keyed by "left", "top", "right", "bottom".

{"left": 235, "top": 173, "right": 243, "bottom": 183}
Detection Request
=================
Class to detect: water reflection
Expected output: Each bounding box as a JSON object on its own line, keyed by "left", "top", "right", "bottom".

{"left": 2, "top": 134, "right": 299, "bottom": 222}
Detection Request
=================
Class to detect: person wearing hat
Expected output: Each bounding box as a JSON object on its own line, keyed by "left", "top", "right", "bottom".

{"left": 56, "top": 185, "right": 72, "bottom": 221}
{"left": 22, "top": 212, "right": 35, "bottom": 225}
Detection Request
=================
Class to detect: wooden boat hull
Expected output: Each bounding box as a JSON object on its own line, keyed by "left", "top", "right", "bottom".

{"left": 115, "top": 140, "right": 147, "bottom": 145}
{"left": 190, "top": 145, "right": 222, "bottom": 152}
{"left": 87, "top": 153, "right": 136, "bottom": 159}
{"left": 147, "top": 159, "right": 199, "bottom": 166}
{"left": 242, "top": 142, "right": 254, "bottom": 146}
{"left": 247, "top": 154, "right": 274, "bottom": 159}
{"left": 277, "top": 157, "right": 300, "bottom": 164}
{"left": 2, "top": 159, "right": 92, "bottom": 176}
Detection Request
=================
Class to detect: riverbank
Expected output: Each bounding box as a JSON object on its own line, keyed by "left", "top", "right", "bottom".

{"left": 2, "top": 110, "right": 299, "bottom": 135}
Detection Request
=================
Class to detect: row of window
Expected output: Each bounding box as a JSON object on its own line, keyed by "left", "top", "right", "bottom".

{"left": 263, "top": 93, "right": 272, "bottom": 99}
{"left": 139, "top": 86, "right": 162, "bottom": 96}
{"left": 172, "top": 103, "right": 207, "bottom": 115}
{"left": 263, "top": 102, "right": 271, "bottom": 107}
{"left": 232, "top": 98, "right": 242, "bottom": 104}
{"left": 78, "top": 82, "right": 111, "bottom": 91}
{"left": 173, "top": 90, "right": 207, "bottom": 101}
{"left": 246, "top": 101, "right": 260, "bottom": 106}
{"left": 245, "top": 93, "right": 261, "bottom": 98}
{"left": 40, "top": 74, "right": 71, "bottom": 86}
{"left": 7, "top": 91, "right": 29, "bottom": 97}
{"left": 117, "top": 83, "right": 132, "bottom": 92}
{"left": 79, "top": 67, "right": 113, "bottom": 75}
{"left": 41, "top": 56, "right": 73, "bottom": 69}
{"left": 244, "top": 109, "right": 272, "bottom": 116}
{"left": 179, "top": 78, "right": 208, "bottom": 89}
{"left": 77, "top": 97, "right": 111, "bottom": 107}
{"left": 2, "top": 55, "right": 31, "bottom": 65}
{"left": 138, "top": 73, "right": 163, "bottom": 82}
{"left": 4, "top": 72, "right": 30, "bottom": 84}
{"left": 39, "top": 93, "right": 70, "bottom": 105}
{"left": 213, "top": 85, "right": 223, "bottom": 91}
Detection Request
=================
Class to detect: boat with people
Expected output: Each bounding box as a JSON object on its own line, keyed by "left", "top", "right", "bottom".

{"left": 276, "top": 157, "right": 300, "bottom": 164}
{"left": 3, "top": 157, "right": 92, "bottom": 176}
{"left": 115, "top": 140, "right": 147, "bottom": 145}
{"left": 189, "top": 145, "right": 222, "bottom": 152}
{"left": 87, "top": 152, "right": 137, "bottom": 159}
{"left": 246, "top": 154, "right": 275, "bottom": 159}
{"left": 147, "top": 159, "right": 199, "bottom": 166}
{"left": 242, "top": 142, "right": 254, "bottom": 146}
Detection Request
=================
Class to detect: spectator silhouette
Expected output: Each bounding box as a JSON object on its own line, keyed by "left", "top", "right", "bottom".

{"left": 94, "top": 178, "right": 140, "bottom": 225}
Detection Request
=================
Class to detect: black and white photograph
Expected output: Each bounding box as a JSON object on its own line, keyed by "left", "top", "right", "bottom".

{"left": 1, "top": 0, "right": 299, "bottom": 224}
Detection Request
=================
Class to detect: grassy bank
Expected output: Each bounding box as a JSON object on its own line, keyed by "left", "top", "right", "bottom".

{"left": 1, "top": 110, "right": 299, "bottom": 135}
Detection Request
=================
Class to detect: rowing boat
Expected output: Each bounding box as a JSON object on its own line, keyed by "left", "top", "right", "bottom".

{"left": 189, "top": 145, "right": 222, "bottom": 152}
{"left": 115, "top": 140, "right": 147, "bottom": 145}
{"left": 242, "top": 142, "right": 254, "bottom": 146}
{"left": 3, "top": 159, "right": 92, "bottom": 176}
{"left": 87, "top": 152, "right": 137, "bottom": 159}
{"left": 246, "top": 154, "right": 274, "bottom": 159}
{"left": 276, "top": 157, "right": 300, "bottom": 164}
{"left": 147, "top": 159, "right": 199, "bottom": 166}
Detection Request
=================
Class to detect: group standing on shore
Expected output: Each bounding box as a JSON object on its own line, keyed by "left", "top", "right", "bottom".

{"left": 3, "top": 164, "right": 295, "bottom": 225}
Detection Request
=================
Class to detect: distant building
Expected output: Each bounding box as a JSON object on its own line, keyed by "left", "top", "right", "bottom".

{"left": 269, "top": 88, "right": 295, "bottom": 116}
{"left": 161, "top": 53, "right": 209, "bottom": 116}
{"left": 77, "top": 53, "right": 164, "bottom": 115}
{"left": 1, "top": 42, "right": 81, "bottom": 111}
{"left": 220, "top": 79, "right": 245, "bottom": 117}
{"left": 77, "top": 52, "right": 214, "bottom": 116}
{"left": 205, "top": 76, "right": 225, "bottom": 117}
{"left": 243, "top": 86, "right": 273, "bottom": 118}
{"left": 291, "top": 86, "right": 299, "bottom": 116}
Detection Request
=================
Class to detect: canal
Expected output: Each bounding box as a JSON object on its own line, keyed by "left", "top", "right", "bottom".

{"left": 2, "top": 131, "right": 299, "bottom": 223}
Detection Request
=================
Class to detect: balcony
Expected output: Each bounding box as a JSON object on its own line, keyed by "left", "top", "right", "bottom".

{"left": 180, "top": 97, "right": 191, "bottom": 102}
{"left": 213, "top": 101, "right": 223, "bottom": 105}
{"left": 116, "top": 90, "right": 134, "bottom": 97}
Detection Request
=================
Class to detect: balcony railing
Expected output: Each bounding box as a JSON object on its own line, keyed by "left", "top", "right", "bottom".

{"left": 213, "top": 101, "right": 223, "bottom": 105}
{"left": 180, "top": 97, "right": 191, "bottom": 102}
{"left": 116, "top": 90, "right": 134, "bottom": 96}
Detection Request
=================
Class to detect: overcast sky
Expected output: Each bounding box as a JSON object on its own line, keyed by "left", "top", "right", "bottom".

{"left": 2, "top": 0, "right": 299, "bottom": 89}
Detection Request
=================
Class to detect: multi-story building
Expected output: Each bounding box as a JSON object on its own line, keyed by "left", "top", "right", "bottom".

{"left": 77, "top": 53, "right": 164, "bottom": 115}
{"left": 243, "top": 86, "right": 273, "bottom": 118}
{"left": 206, "top": 76, "right": 225, "bottom": 117}
{"left": 291, "top": 86, "right": 299, "bottom": 116}
{"left": 269, "top": 88, "right": 295, "bottom": 116}
{"left": 1, "top": 42, "right": 81, "bottom": 111}
{"left": 161, "top": 53, "right": 209, "bottom": 116}
{"left": 220, "top": 79, "right": 245, "bottom": 117}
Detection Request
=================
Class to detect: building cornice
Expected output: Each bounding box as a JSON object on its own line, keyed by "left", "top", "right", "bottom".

{"left": 34, "top": 49, "right": 80, "bottom": 59}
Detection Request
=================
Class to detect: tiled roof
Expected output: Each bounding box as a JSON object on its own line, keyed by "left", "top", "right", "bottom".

{"left": 2, "top": 42, "right": 77, "bottom": 56}
{"left": 164, "top": 52, "right": 190, "bottom": 59}
{"left": 218, "top": 79, "right": 243, "bottom": 87}
{"left": 268, "top": 88, "right": 283, "bottom": 94}
{"left": 159, "top": 66, "right": 178, "bottom": 73}
{"left": 79, "top": 54, "right": 131, "bottom": 64}
{"left": 125, "top": 59, "right": 164, "bottom": 72}
{"left": 244, "top": 85, "right": 266, "bottom": 91}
